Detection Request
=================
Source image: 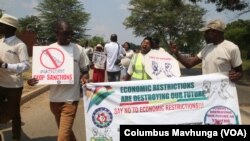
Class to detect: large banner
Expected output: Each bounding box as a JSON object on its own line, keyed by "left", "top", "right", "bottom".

{"left": 84, "top": 73, "right": 241, "bottom": 141}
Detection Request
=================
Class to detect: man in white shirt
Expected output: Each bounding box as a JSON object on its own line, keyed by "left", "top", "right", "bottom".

{"left": 28, "top": 20, "right": 89, "bottom": 141}
{"left": 84, "top": 40, "right": 94, "bottom": 62}
{"left": 0, "top": 13, "right": 30, "bottom": 141}
{"left": 169, "top": 19, "right": 242, "bottom": 82}
{"left": 104, "top": 34, "right": 125, "bottom": 81}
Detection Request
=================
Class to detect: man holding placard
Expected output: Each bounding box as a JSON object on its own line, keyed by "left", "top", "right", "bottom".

{"left": 28, "top": 19, "right": 89, "bottom": 141}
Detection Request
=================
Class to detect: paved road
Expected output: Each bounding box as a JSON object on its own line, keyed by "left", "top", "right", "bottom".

{"left": 0, "top": 92, "right": 86, "bottom": 141}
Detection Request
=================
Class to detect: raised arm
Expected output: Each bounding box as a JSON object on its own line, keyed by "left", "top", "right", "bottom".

{"left": 169, "top": 42, "right": 201, "bottom": 69}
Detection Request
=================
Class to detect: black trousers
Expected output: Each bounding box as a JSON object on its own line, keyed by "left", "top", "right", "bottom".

{"left": 107, "top": 71, "right": 121, "bottom": 82}
{"left": 0, "top": 86, "right": 23, "bottom": 140}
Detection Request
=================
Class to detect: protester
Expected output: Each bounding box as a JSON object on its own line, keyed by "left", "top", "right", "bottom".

{"left": 84, "top": 40, "right": 94, "bottom": 62}
{"left": 91, "top": 44, "right": 106, "bottom": 82}
{"left": 152, "top": 37, "right": 165, "bottom": 51}
{"left": 124, "top": 37, "right": 153, "bottom": 80}
{"left": 0, "top": 13, "right": 30, "bottom": 141}
{"left": 104, "top": 34, "right": 125, "bottom": 82}
{"left": 27, "top": 19, "right": 89, "bottom": 141}
{"left": 169, "top": 19, "right": 243, "bottom": 82}
{"left": 120, "top": 42, "right": 134, "bottom": 80}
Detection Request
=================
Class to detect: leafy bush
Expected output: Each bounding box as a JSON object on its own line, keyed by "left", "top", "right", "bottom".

{"left": 243, "top": 59, "right": 250, "bottom": 72}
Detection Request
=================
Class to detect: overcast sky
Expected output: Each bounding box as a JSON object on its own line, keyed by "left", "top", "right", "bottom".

{"left": 1, "top": 0, "right": 249, "bottom": 45}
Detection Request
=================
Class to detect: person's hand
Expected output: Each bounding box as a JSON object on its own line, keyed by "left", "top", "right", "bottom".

{"left": 81, "top": 73, "right": 89, "bottom": 85}
{"left": 122, "top": 74, "right": 131, "bottom": 81}
{"left": 90, "top": 64, "right": 94, "bottom": 69}
{"left": 27, "top": 78, "right": 39, "bottom": 86}
{"left": 121, "top": 76, "right": 126, "bottom": 81}
{"left": 229, "top": 70, "right": 243, "bottom": 82}
{"left": 168, "top": 41, "right": 178, "bottom": 55}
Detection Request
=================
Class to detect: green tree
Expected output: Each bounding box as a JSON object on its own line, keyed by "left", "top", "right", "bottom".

{"left": 90, "top": 36, "right": 105, "bottom": 47}
{"left": 0, "top": 9, "right": 3, "bottom": 38}
{"left": 18, "top": 16, "right": 41, "bottom": 32}
{"left": 35, "top": 0, "right": 90, "bottom": 43}
{"left": 124, "top": 0, "right": 206, "bottom": 53}
{"left": 225, "top": 19, "right": 250, "bottom": 59}
{"left": 78, "top": 36, "right": 105, "bottom": 48}
{"left": 190, "top": 0, "right": 249, "bottom": 16}
{"left": 0, "top": 9, "right": 3, "bottom": 16}
{"left": 127, "top": 42, "right": 140, "bottom": 52}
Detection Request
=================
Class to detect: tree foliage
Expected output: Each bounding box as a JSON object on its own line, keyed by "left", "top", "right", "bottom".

{"left": 78, "top": 36, "right": 105, "bottom": 48}
{"left": 124, "top": 0, "right": 206, "bottom": 53}
{"left": 35, "top": 0, "right": 90, "bottom": 43}
{"left": 225, "top": 19, "right": 250, "bottom": 59}
{"left": 0, "top": 9, "right": 3, "bottom": 38}
{"left": 0, "top": 9, "right": 3, "bottom": 17}
{"left": 90, "top": 36, "right": 105, "bottom": 46}
{"left": 18, "top": 16, "right": 41, "bottom": 32}
{"left": 190, "top": 0, "right": 249, "bottom": 15}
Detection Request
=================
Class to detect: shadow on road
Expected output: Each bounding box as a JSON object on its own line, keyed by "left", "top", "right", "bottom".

{"left": 2, "top": 130, "right": 56, "bottom": 141}
{"left": 1, "top": 122, "right": 56, "bottom": 141}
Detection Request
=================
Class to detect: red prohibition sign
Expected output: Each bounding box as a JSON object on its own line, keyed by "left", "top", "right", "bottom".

{"left": 40, "top": 48, "right": 65, "bottom": 69}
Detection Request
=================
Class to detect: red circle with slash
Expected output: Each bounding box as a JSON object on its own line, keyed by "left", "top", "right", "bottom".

{"left": 40, "top": 48, "right": 65, "bottom": 69}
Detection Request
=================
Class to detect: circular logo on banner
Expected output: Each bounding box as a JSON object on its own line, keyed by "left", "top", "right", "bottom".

{"left": 92, "top": 107, "right": 113, "bottom": 128}
{"left": 40, "top": 48, "right": 65, "bottom": 69}
{"left": 204, "top": 106, "right": 239, "bottom": 125}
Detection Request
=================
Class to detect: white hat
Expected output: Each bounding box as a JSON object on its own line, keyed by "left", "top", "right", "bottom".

{"left": 199, "top": 19, "right": 226, "bottom": 32}
{"left": 0, "top": 14, "right": 19, "bottom": 28}
{"left": 95, "top": 44, "right": 103, "bottom": 48}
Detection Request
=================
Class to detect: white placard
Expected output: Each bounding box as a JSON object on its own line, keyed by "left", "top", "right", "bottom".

{"left": 144, "top": 50, "right": 181, "bottom": 79}
{"left": 32, "top": 45, "right": 74, "bottom": 84}
{"left": 92, "top": 51, "right": 106, "bottom": 69}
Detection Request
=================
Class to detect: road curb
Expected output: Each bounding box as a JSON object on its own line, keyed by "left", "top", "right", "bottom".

{"left": 21, "top": 85, "right": 50, "bottom": 105}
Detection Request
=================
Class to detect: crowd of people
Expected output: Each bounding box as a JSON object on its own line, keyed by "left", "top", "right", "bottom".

{"left": 0, "top": 12, "right": 243, "bottom": 141}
